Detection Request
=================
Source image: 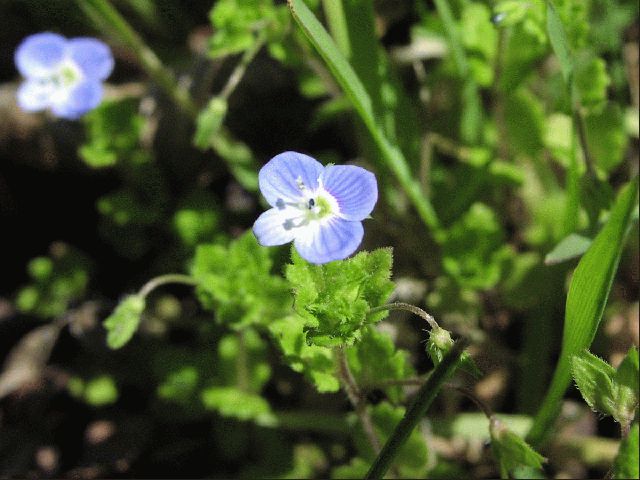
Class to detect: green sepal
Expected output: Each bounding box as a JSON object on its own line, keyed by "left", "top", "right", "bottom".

{"left": 571, "top": 348, "right": 639, "bottom": 427}
{"left": 427, "top": 326, "right": 482, "bottom": 379}
{"left": 613, "top": 347, "right": 639, "bottom": 427}
{"left": 103, "top": 294, "right": 146, "bottom": 349}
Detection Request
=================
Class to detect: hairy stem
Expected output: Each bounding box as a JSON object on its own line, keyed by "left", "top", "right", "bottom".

{"left": 336, "top": 347, "right": 382, "bottom": 454}
{"left": 368, "top": 302, "right": 439, "bottom": 330}
{"left": 79, "top": 0, "right": 198, "bottom": 118}
{"left": 138, "top": 273, "right": 198, "bottom": 299}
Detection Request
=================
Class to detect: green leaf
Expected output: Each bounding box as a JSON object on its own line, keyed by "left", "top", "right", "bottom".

{"left": 528, "top": 178, "right": 639, "bottom": 445}
{"left": 573, "top": 55, "right": 610, "bottom": 112}
{"left": 442, "top": 203, "right": 512, "bottom": 290}
{"left": 79, "top": 98, "right": 148, "bottom": 168}
{"left": 285, "top": 248, "right": 394, "bottom": 346}
{"left": 347, "top": 327, "right": 415, "bottom": 402}
{"left": 103, "top": 295, "right": 146, "bottom": 349}
{"left": 201, "top": 386, "right": 271, "bottom": 421}
{"left": 172, "top": 190, "right": 220, "bottom": 248}
{"left": 491, "top": 417, "right": 546, "bottom": 478}
{"left": 615, "top": 346, "right": 639, "bottom": 395}
{"left": 571, "top": 350, "right": 617, "bottom": 416}
{"left": 585, "top": 103, "right": 629, "bottom": 175}
{"left": 16, "top": 245, "right": 91, "bottom": 318}
{"left": 288, "top": 0, "right": 441, "bottom": 235}
{"left": 613, "top": 422, "right": 639, "bottom": 479}
{"left": 208, "top": 0, "right": 287, "bottom": 58}
{"left": 83, "top": 375, "right": 119, "bottom": 406}
{"left": 545, "top": 0, "right": 573, "bottom": 84}
{"left": 332, "top": 457, "right": 369, "bottom": 479}
{"left": 191, "top": 232, "right": 290, "bottom": 329}
{"left": 544, "top": 233, "right": 592, "bottom": 265}
{"left": 268, "top": 315, "right": 340, "bottom": 393}
{"left": 504, "top": 89, "right": 545, "bottom": 158}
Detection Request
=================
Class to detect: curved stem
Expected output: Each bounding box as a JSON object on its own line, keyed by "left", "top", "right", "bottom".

{"left": 336, "top": 347, "right": 382, "bottom": 454}
{"left": 79, "top": 0, "right": 198, "bottom": 118}
{"left": 218, "top": 33, "right": 266, "bottom": 101}
{"left": 448, "top": 383, "right": 494, "bottom": 419}
{"left": 365, "top": 339, "right": 467, "bottom": 479}
{"left": 138, "top": 273, "right": 198, "bottom": 299}
{"left": 368, "top": 302, "right": 439, "bottom": 330}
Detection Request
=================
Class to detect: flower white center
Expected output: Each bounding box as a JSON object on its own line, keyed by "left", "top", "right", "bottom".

{"left": 36, "top": 60, "right": 83, "bottom": 105}
{"left": 279, "top": 177, "right": 340, "bottom": 232}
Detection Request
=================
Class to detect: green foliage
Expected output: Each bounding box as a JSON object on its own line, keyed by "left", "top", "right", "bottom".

{"left": 208, "top": 0, "right": 288, "bottom": 58}
{"left": 346, "top": 326, "right": 414, "bottom": 402}
{"left": 490, "top": 417, "right": 546, "bottom": 479}
{"left": 585, "top": 103, "right": 629, "bottom": 174}
{"left": 172, "top": 190, "right": 220, "bottom": 248}
{"left": 613, "top": 422, "right": 639, "bottom": 479}
{"left": 285, "top": 248, "right": 394, "bottom": 346}
{"left": 15, "top": 245, "right": 90, "bottom": 318}
{"left": 103, "top": 294, "right": 146, "bottom": 349}
{"left": 268, "top": 315, "right": 340, "bottom": 393}
{"left": 68, "top": 375, "right": 119, "bottom": 407}
{"left": 201, "top": 330, "right": 273, "bottom": 421}
{"left": 80, "top": 97, "right": 148, "bottom": 168}
{"left": 191, "top": 232, "right": 290, "bottom": 329}
{"left": 201, "top": 386, "right": 271, "bottom": 421}
{"left": 442, "top": 203, "right": 512, "bottom": 290}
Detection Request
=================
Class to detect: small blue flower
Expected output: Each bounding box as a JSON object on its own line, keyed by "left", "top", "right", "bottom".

{"left": 15, "top": 32, "right": 114, "bottom": 120}
{"left": 253, "top": 151, "right": 378, "bottom": 264}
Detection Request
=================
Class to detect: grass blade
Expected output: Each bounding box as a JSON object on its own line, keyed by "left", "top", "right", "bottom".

{"left": 288, "top": 0, "right": 442, "bottom": 237}
{"left": 527, "top": 177, "right": 639, "bottom": 445}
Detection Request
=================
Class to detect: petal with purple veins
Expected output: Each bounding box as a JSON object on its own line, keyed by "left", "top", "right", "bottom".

{"left": 320, "top": 165, "right": 377, "bottom": 221}
{"left": 15, "top": 33, "right": 67, "bottom": 78}
{"left": 258, "top": 151, "right": 324, "bottom": 207}
{"left": 294, "top": 218, "right": 364, "bottom": 264}
{"left": 253, "top": 207, "right": 300, "bottom": 246}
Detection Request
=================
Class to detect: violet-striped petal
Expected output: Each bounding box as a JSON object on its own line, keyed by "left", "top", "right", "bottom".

{"left": 253, "top": 207, "right": 299, "bottom": 246}
{"left": 258, "top": 151, "right": 324, "bottom": 207}
{"left": 320, "top": 165, "right": 377, "bottom": 221}
{"left": 294, "top": 218, "right": 364, "bottom": 264}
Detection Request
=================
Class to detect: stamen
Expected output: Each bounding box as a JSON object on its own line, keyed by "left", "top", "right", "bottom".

{"left": 308, "top": 198, "right": 315, "bottom": 209}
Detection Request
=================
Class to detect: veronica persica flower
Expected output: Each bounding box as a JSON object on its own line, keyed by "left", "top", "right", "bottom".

{"left": 253, "top": 151, "right": 378, "bottom": 264}
{"left": 15, "top": 32, "right": 114, "bottom": 120}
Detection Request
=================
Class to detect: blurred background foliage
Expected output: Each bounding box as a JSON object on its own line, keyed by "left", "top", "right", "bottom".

{"left": 0, "top": 0, "right": 638, "bottom": 478}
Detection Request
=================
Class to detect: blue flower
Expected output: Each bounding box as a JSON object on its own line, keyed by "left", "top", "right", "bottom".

{"left": 253, "top": 151, "right": 378, "bottom": 264}
{"left": 15, "top": 33, "right": 114, "bottom": 120}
